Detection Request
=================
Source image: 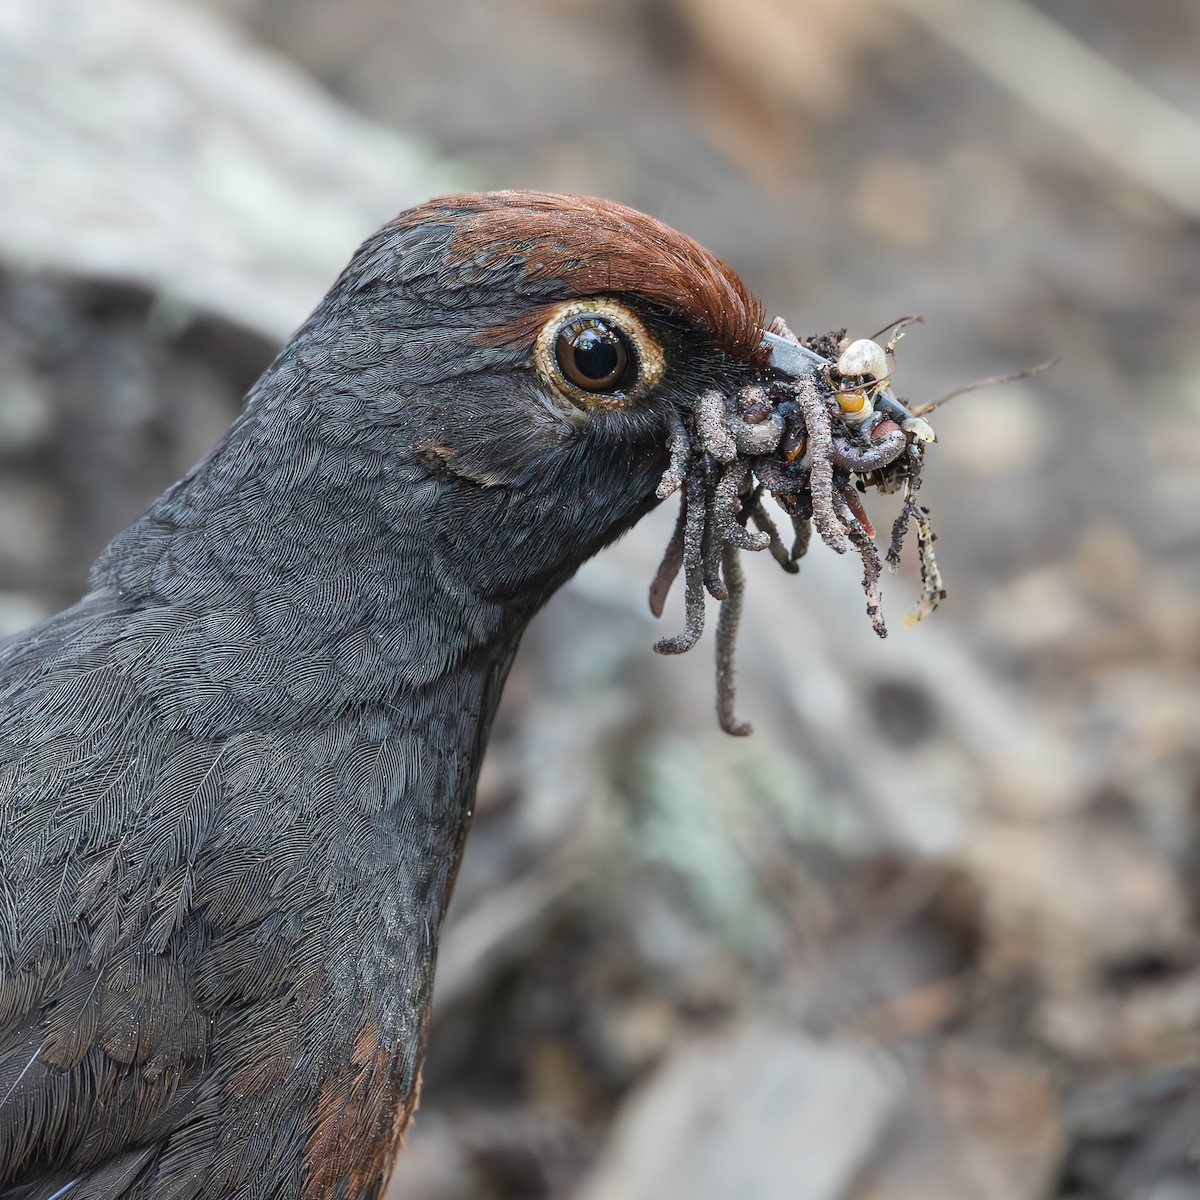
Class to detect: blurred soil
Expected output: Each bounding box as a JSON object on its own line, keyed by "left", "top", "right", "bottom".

{"left": 4, "top": 0, "right": 1200, "bottom": 1196}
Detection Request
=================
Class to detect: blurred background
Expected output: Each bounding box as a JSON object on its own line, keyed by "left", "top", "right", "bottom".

{"left": 3, "top": 0, "right": 1200, "bottom": 1195}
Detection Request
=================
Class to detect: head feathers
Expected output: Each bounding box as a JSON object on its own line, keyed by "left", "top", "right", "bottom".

{"left": 391, "top": 191, "right": 767, "bottom": 363}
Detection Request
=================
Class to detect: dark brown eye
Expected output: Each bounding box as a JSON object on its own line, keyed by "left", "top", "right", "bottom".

{"left": 554, "top": 315, "right": 635, "bottom": 393}
{"left": 534, "top": 299, "right": 664, "bottom": 411}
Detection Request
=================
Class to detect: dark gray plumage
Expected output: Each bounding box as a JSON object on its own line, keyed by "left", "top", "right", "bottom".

{"left": 0, "top": 191, "right": 772, "bottom": 1199}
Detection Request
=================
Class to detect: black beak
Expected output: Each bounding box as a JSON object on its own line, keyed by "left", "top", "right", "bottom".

{"left": 760, "top": 329, "right": 934, "bottom": 440}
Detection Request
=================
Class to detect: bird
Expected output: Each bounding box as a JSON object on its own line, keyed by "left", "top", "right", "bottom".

{"left": 0, "top": 190, "right": 895, "bottom": 1199}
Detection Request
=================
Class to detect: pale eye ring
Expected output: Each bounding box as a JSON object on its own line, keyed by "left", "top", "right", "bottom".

{"left": 535, "top": 298, "right": 665, "bottom": 410}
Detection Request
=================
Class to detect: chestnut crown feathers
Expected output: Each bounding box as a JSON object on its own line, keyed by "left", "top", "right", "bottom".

{"left": 388, "top": 191, "right": 767, "bottom": 364}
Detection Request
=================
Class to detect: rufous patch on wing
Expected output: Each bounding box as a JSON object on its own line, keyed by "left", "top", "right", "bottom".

{"left": 301, "top": 1023, "right": 417, "bottom": 1200}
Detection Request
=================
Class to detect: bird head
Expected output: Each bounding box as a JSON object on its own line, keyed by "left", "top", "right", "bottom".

{"left": 273, "top": 191, "right": 779, "bottom": 595}
{"left": 99, "top": 190, "right": 938, "bottom": 727}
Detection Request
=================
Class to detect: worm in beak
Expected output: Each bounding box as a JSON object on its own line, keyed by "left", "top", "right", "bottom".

{"left": 649, "top": 324, "right": 945, "bottom": 735}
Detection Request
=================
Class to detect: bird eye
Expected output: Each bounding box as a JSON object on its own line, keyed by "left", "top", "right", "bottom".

{"left": 535, "top": 299, "right": 664, "bottom": 411}
{"left": 555, "top": 316, "right": 633, "bottom": 392}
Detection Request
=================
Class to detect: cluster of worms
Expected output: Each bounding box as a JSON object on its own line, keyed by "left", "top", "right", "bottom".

{"left": 651, "top": 325, "right": 944, "bottom": 736}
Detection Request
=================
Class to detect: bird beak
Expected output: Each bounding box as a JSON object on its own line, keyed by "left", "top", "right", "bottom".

{"left": 760, "top": 329, "right": 936, "bottom": 442}
{"left": 760, "top": 329, "right": 831, "bottom": 381}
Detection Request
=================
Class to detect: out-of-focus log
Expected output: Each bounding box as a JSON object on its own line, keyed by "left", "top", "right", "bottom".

{"left": 0, "top": 0, "right": 460, "bottom": 341}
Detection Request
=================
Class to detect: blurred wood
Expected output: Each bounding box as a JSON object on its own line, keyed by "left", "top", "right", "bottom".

{"left": 961, "top": 816, "right": 1192, "bottom": 996}
{"left": 851, "top": 1043, "right": 1063, "bottom": 1200}
{"left": 673, "top": 0, "right": 897, "bottom": 120}
{"left": 382, "top": 1119, "right": 475, "bottom": 1200}
{"left": 434, "top": 859, "right": 592, "bottom": 1011}
{"left": 0, "top": 0, "right": 461, "bottom": 342}
{"left": 854, "top": 975, "right": 964, "bottom": 1041}
{"left": 575, "top": 1023, "right": 903, "bottom": 1200}
{"left": 1040, "top": 969, "right": 1200, "bottom": 1066}
{"left": 880, "top": 0, "right": 1200, "bottom": 222}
